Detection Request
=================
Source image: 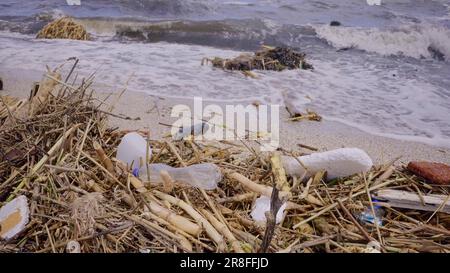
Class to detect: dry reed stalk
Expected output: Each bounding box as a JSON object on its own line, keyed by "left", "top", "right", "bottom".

{"left": 2, "top": 62, "right": 449, "bottom": 253}
{"left": 93, "top": 141, "right": 115, "bottom": 174}
{"left": 160, "top": 170, "right": 175, "bottom": 193}
{"left": 270, "top": 152, "right": 290, "bottom": 192}
{"left": 154, "top": 190, "right": 227, "bottom": 252}
{"left": 293, "top": 180, "right": 396, "bottom": 229}
{"left": 127, "top": 173, "right": 201, "bottom": 236}
{"left": 200, "top": 208, "right": 244, "bottom": 253}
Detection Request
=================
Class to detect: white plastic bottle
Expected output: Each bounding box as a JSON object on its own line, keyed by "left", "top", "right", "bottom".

{"left": 116, "top": 132, "right": 152, "bottom": 172}
{"left": 138, "top": 163, "right": 222, "bottom": 190}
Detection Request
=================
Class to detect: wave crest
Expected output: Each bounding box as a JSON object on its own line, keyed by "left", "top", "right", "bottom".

{"left": 314, "top": 24, "right": 450, "bottom": 61}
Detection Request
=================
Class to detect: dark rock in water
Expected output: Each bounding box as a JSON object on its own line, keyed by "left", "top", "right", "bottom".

{"left": 0, "top": 78, "right": 3, "bottom": 90}
{"left": 427, "top": 46, "right": 445, "bottom": 61}
{"left": 337, "top": 46, "right": 353, "bottom": 52}
{"left": 116, "top": 28, "right": 147, "bottom": 41}
{"left": 330, "top": 21, "right": 341, "bottom": 27}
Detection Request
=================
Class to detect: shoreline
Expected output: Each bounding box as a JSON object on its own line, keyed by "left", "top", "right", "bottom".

{"left": 1, "top": 67, "right": 449, "bottom": 165}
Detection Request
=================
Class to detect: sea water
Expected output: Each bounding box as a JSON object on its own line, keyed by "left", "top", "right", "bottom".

{"left": 0, "top": 0, "right": 449, "bottom": 147}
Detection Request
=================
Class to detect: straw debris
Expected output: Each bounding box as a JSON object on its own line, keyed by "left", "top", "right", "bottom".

{"left": 36, "top": 17, "right": 90, "bottom": 41}
{"left": 0, "top": 62, "right": 449, "bottom": 253}
{"left": 203, "top": 45, "right": 314, "bottom": 72}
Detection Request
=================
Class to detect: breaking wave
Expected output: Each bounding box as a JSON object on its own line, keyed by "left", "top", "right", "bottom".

{"left": 314, "top": 24, "right": 450, "bottom": 61}
{"left": 77, "top": 18, "right": 316, "bottom": 50}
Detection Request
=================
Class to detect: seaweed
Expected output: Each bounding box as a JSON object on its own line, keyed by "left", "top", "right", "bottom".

{"left": 203, "top": 46, "right": 314, "bottom": 72}
{"left": 36, "top": 17, "right": 90, "bottom": 41}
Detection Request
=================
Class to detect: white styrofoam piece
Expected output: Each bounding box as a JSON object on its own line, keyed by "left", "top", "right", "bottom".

{"left": 282, "top": 148, "right": 373, "bottom": 180}
{"left": 0, "top": 195, "right": 30, "bottom": 240}
{"left": 250, "top": 196, "right": 287, "bottom": 224}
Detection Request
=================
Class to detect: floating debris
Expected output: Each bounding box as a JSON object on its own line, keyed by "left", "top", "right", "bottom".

{"left": 203, "top": 46, "right": 313, "bottom": 72}
{"left": 36, "top": 17, "right": 90, "bottom": 40}
{"left": 282, "top": 92, "right": 322, "bottom": 122}
{"left": 330, "top": 21, "right": 342, "bottom": 27}
{"left": 287, "top": 110, "right": 322, "bottom": 122}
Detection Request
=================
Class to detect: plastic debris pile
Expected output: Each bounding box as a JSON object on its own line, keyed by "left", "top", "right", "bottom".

{"left": 0, "top": 64, "right": 449, "bottom": 253}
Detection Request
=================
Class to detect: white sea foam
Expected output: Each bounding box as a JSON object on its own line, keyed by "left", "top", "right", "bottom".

{"left": 314, "top": 24, "right": 450, "bottom": 60}
{"left": 0, "top": 31, "right": 449, "bottom": 148}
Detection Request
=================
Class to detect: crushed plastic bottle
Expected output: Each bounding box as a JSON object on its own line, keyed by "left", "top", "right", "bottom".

{"left": 358, "top": 204, "right": 384, "bottom": 227}
{"left": 137, "top": 163, "right": 221, "bottom": 190}
{"left": 116, "top": 132, "right": 152, "bottom": 173}
{"left": 172, "top": 122, "right": 209, "bottom": 140}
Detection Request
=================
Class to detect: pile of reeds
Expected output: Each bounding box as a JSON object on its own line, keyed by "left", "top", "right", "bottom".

{"left": 36, "top": 17, "right": 90, "bottom": 41}
{"left": 0, "top": 63, "right": 449, "bottom": 253}
{"left": 203, "top": 46, "right": 314, "bottom": 72}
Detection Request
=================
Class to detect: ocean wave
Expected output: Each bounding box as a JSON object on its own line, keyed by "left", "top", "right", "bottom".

{"left": 314, "top": 23, "right": 450, "bottom": 61}
{"left": 77, "top": 18, "right": 315, "bottom": 50}
{"left": 115, "top": 0, "right": 215, "bottom": 16}
{"left": 1, "top": 30, "right": 449, "bottom": 148}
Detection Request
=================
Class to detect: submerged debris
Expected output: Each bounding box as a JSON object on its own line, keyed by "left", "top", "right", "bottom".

{"left": 203, "top": 46, "right": 314, "bottom": 72}
{"left": 36, "top": 17, "right": 90, "bottom": 41}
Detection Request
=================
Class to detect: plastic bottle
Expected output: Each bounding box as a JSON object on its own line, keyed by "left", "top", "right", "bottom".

{"left": 116, "top": 132, "right": 151, "bottom": 173}
{"left": 137, "top": 163, "right": 221, "bottom": 190}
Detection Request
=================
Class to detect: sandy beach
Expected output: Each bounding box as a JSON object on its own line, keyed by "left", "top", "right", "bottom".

{"left": 3, "top": 1, "right": 450, "bottom": 255}
{"left": 2, "top": 67, "right": 449, "bottom": 166}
